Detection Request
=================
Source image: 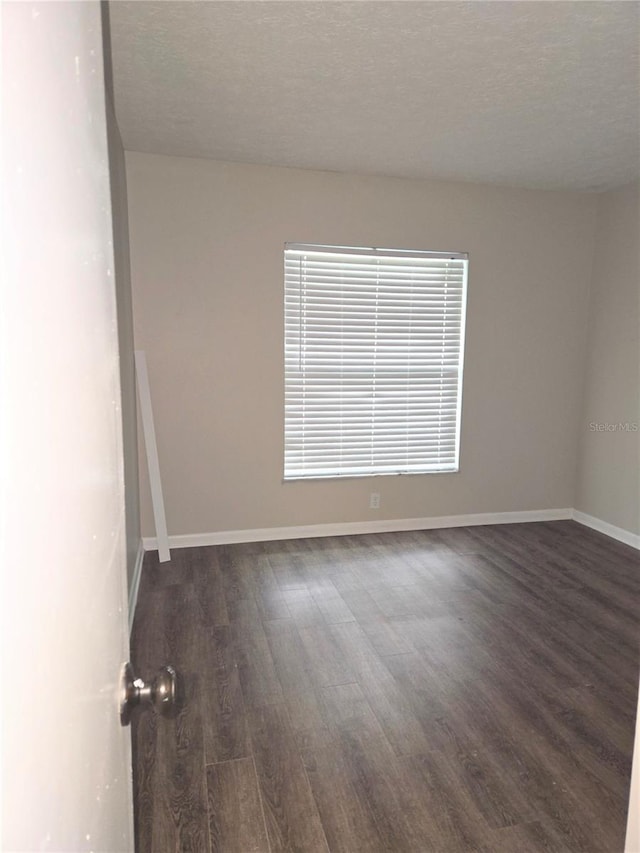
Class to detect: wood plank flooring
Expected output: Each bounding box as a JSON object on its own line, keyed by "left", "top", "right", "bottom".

{"left": 130, "top": 521, "right": 639, "bottom": 852}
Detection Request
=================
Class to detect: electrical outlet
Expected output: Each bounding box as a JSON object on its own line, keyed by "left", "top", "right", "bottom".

{"left": 369, "top": 492, "right": 380, "bottom": 509}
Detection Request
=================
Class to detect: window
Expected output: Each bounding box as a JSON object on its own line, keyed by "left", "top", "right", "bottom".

{"left": 284, "top": 243, "right": 468, "bottom": 480}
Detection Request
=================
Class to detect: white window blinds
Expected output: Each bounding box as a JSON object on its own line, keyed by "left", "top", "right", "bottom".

{"left": 284, "top": 243, "right": 468, "bottom": 480}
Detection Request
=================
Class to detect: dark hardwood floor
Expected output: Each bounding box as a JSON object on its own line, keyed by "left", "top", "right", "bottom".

{"left": 130, "top": 521, "right": 639, "bottom": 852}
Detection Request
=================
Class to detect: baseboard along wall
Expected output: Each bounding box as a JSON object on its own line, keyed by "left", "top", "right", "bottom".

{"left": 572, "top": 510, "right": 640, "bottom": 551}
{"left": 130, "top": 508, "right": 639, "bottom": 628}
{"left": 128, "top": 540, "right": 145, "bottom": 635}
{"left": 142, "top": 507, "right": 577, "bottom": 551}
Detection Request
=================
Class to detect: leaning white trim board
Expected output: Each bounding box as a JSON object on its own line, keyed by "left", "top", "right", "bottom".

{"left": 135, "top": 350, "right": 170, "bottom": 562}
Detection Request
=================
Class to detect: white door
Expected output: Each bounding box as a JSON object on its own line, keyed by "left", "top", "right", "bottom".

{"left": 2, "top": 2, "right": 134, "bottom": 850}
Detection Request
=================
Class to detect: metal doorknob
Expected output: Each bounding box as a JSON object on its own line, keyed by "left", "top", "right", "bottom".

{"left": 120, "top": 661, "right": 178, "bottom": 726}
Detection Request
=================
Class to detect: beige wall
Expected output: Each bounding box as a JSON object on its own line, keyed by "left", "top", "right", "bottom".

{"left": 103, "top": 6, "right": 141, "bottom": 583}
{"left": 576, "top": 182, "right": 640, "bottom": 535}
{"left": 126, "top": 152, "right": 597, "bottom": 538}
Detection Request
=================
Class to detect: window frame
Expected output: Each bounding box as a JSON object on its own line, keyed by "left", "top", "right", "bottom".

{"left": 283, "top": 242, "right": 469, "bottom": 481}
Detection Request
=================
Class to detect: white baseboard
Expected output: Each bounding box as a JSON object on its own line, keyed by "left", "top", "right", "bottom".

{"left": 142, "top": 507, "right": 573, "bottom": 552}
{"left": 572, "top": 510, "right": 640, "bottom": 550}
{"left": 128, "top": 540, "right": 145, "bottom": 634}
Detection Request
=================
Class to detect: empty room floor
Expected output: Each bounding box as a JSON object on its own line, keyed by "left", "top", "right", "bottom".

{"left": 131, "top": 521, "right": 639, "bottom": 852}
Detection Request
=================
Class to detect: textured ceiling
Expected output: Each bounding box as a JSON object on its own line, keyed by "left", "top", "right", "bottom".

{"left": 109, "top": 1, "right": 640, "bottom": 191}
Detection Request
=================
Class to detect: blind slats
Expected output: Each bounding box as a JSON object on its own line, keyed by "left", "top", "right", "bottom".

{"left": 284, "top": 243, "right": 468, "bottom": 479}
